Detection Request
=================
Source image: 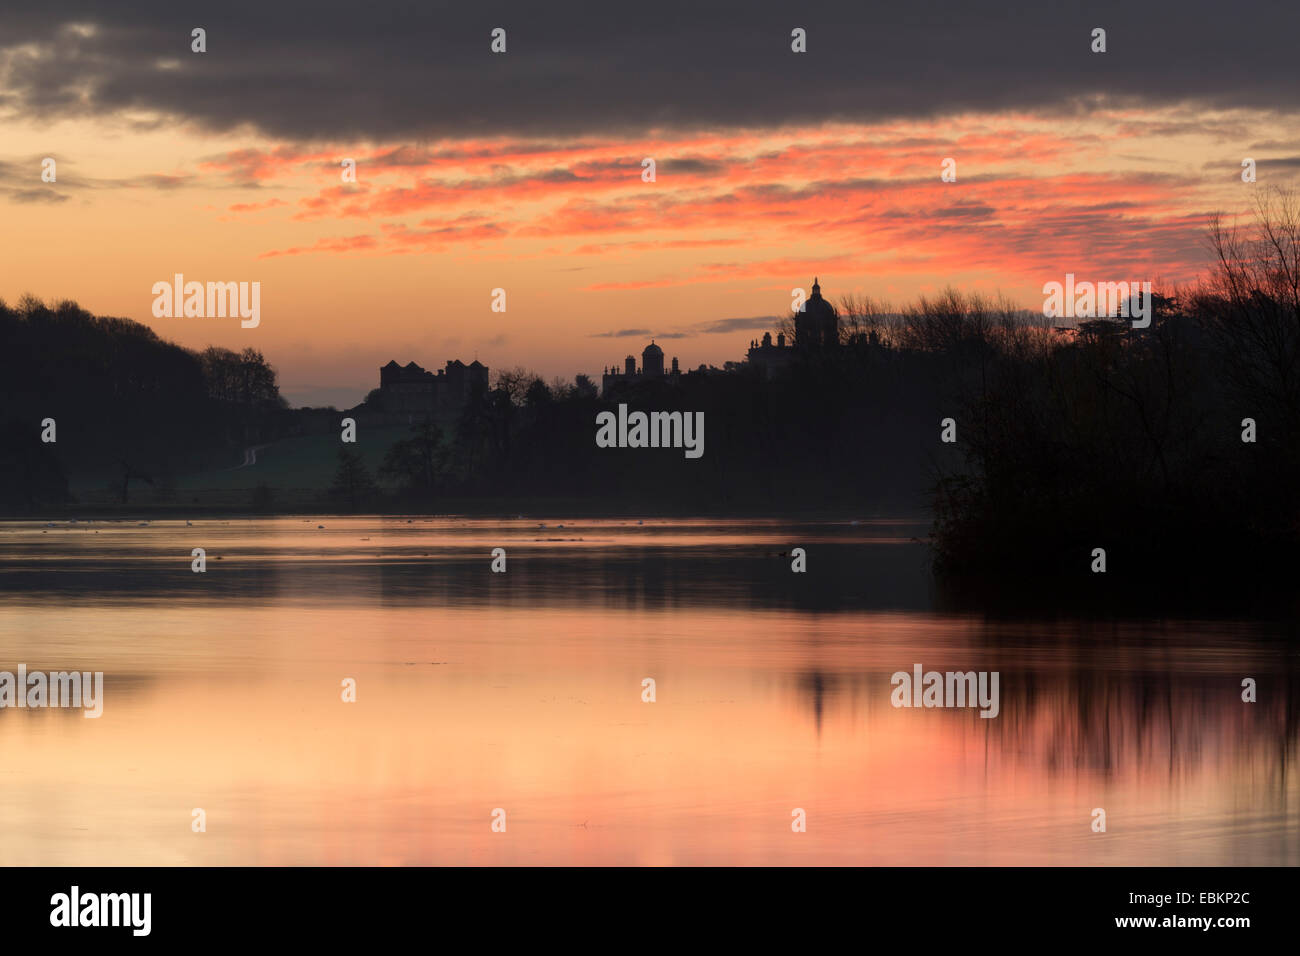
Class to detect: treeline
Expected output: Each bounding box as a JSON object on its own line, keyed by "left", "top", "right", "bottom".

{"left": 341, "top": 347, "right": 952, "bottom": 513}
{"left": 357, "top": 190, "right": 1300, "bottom": 602}
{"left": 929, "top": 190, "right": 1300, "bottom": 600}
{"left": 1, "top": 296, "right": 290, "bottom": 510}
{"left": 349, "top": 289, "right": 1047, "bottom": 514}
{"left": 14, "top": 188, "right": 1298, "bottom": 607}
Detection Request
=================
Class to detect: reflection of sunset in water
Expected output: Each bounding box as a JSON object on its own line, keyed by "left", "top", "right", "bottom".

{"left": 1, "top": 518, "right": 1295, "bottom": 865}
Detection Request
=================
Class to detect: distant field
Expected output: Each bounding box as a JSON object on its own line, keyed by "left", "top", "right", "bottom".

{"left": 174, "top": 426, "right": 410, "bottom": 493}
{"left": 69, "top": 425, "right": 413, "bottom": 508}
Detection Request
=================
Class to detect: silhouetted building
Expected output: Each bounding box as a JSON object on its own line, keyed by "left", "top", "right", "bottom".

{"left": 377, "top": 357, "right": 488, "bottom": 422}
{"left": 747, "top": 330, "right": 794, "bottom": 379}
{"left": 746, "top": 277, "right": 840, "bottom": 378}
{"left": 642, "top": 340, "right": 664, "bottom": 377}
{"left": 602, "top": 340, "right": 681, "bottom": 395}
{"left": 795, "top": 277, "right": 839, "bottom": 349}
{"left": 598, "top": 279, "right": 839, "bottom": 392}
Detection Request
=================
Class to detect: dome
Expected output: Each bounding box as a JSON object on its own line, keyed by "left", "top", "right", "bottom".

{"left": 804, "top": 277, "right": 835, "bottom": 320}
{"left": 806, "top": 276, "right": 832, "bottom": 308}
{"left": 641, "top": 340, "right": 666, "bottom": 377}
{"left": 795, "top": 276, "right": 839, "bottom": 348}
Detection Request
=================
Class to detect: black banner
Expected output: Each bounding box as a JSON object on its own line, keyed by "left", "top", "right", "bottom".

{"left": 6, "top": 866, "right": 1279, "bottom": 942}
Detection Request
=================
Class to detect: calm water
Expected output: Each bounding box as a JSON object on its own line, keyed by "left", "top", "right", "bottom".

{"left": 0, "top": 516, "right": 1295, "bottom": 865}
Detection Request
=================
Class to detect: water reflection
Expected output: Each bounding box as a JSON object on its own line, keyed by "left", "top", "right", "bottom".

{"left": 0, "top": 517, "right": 1294, "bottom": 865}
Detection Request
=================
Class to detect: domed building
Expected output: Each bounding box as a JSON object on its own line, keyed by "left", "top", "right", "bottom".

{"left": 795, "top": 277, "right": 839, "bottom": 349}
{"left": 641, "top": 340, "right": 664, "bottom": 377}
{"left": 602, "top": 339, "right": 681, "bottom": 396}
{"left": 747, "top": 277, "right": 840, "bottom": 378}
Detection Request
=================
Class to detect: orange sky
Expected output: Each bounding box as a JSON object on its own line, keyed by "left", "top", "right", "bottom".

{"left": 4, "top": 104, "right": 1298, "bottom": 407}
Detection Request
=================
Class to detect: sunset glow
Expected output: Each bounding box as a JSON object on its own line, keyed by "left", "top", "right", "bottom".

{"left": 6, "top": 56, "right": 1298, "bottom": 404}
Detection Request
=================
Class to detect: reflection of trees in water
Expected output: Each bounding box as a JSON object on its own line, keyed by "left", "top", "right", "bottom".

{"left": 788, "top": 621, "right": 1300, "bottom": 783}
{"left": 2, "top": 539, "right": 287, "bottom": 603}
{"left": 796, "top": 670, "right": 835, "bottom": 737}
{"left": 369, "top": 540, "right": 935, "bottom": 610}
{"left": 5, "top": 527, "right": 935, "bottom": 610}
{"left": 989, "top": 666, "right": 1299, "bottom": 785}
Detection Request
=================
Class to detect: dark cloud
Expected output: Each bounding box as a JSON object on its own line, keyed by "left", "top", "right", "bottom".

{"left": 5, "top": 187, "right": 69, "bottom": 203}
{"left": 0, "top": 155, "right": 195, "bottom": 191}
{"left": 1248, "top": 139, "right": 1300, "bottom": 151}
{"left": 1200, "top": 156, "right": 1300, "bottom": 182}
{"left": 664, "top": 158, "right": 727, "bottom": 176}
{"left": 1, "top": 2, "right": 1296, "bottom": 142}
{"left": 590, "top": 330, "right": 689, "bottom": 350}
{"left": 694, "top": 316, "right": 783, "bottom": 334}
{"left": 589, "top": 328, "right": 653, "bottom": 338}
{"left": 591, "top": 318, "right": 782, "bottom": 338}
{"left": 127, "top": 172, "right": 192, "bottom": 189}
{"left": 878, "top": 202, "right": 998, "bottom": 222}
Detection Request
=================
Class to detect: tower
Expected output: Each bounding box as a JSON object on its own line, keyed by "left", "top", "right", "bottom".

{"left": 642, "top": 340, "right": 665, "bottom": 377}
{"left": 795, "top": 276, "right": 838, "bottom": 348}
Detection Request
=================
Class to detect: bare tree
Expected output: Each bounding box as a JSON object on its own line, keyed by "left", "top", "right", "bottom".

{"left": 837, "top": 293, "right": 896, "bottom": 345}
{"left": 1199, "top": 187, "right": 1300, "bottom": 436}
{"left": 493, "top": 366, "right": 542, "bottom": 406}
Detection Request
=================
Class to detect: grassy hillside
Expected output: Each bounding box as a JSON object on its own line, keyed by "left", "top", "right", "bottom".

{"left": 69, "top": 426, "right": 411, "bottom": 509}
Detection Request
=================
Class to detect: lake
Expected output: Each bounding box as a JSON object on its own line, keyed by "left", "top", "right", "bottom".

{"left": 0, "top": 516, "right": 1295, "bottom": 865}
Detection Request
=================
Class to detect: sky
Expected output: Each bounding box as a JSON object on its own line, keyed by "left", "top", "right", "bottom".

{"left": 3, "top": 1, "right": 1299, "bottom": 408}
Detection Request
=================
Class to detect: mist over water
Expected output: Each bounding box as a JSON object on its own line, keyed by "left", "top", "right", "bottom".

{"left": 1, "top": 516, "right": 1295, "bottom": 865}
